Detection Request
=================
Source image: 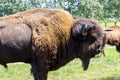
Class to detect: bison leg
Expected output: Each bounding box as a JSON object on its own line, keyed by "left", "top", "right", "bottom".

{"left": 116, "top": 44, "right": 120, "bottom": 52}
{"left": 31, "top": 56, "right": 49, "bottom": 80}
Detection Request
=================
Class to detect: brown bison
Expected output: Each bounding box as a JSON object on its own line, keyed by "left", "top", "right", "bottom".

{"left": 0, "top": 8, "right": 105, "bottom": 80}
{"left": 104, "top": 25, "right": 120, "bottom": 52}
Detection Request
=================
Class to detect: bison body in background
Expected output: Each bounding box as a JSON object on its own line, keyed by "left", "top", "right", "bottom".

{"left": 104, "top": 26, "right": 120, "bottom": 52}
{"left": 0, "top": 8, "right": 105, "bottom": 80}
{"left": 0, "top": 24, "right": 32, "bottom": 67}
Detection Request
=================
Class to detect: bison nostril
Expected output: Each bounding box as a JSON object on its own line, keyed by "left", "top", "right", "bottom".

{"left": 95, "top": 45, "right": 102, "bottom": 53}
{"left": 96, "top": 49, "right": 101, "bottom": 53}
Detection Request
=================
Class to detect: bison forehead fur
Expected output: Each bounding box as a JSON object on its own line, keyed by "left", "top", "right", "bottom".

{"left": 0, "top": 8, "right": 105, "bottom": 80}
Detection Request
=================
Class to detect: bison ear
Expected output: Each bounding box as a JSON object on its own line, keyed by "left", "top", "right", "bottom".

{"left": 71, "top": 23, "right": 89, "bottom": 40}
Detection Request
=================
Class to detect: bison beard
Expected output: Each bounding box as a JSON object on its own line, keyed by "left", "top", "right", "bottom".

{"left": 0, "top": 8, "right": 105, "bottom": 80}
{"left": 104, "top": 25, "right": 120, "bottom": 52}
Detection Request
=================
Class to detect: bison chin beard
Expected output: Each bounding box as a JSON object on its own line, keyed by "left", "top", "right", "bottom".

{"left": 81, "top": 58, "right": 90, "bottom": 70}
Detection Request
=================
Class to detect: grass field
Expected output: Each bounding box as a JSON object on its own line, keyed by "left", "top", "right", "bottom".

{"left": 0, "top": 45, "right": 120, "bottom": 80}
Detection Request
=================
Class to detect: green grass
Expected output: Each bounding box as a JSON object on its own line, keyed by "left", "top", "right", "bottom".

{"left": 0, "top": 45, "right": 120, "bottom": 80}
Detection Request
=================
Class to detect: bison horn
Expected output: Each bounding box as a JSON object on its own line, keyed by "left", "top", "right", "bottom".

{"left": 81, "top": 24, "right": 88, "bottom": 36}
{"left": 71, "top": 23, "right": 89, "bottom": 40}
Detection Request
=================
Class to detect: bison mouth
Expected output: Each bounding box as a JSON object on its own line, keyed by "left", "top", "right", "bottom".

{"left": 81, "top": 58, "right": 90, "bottom": 70}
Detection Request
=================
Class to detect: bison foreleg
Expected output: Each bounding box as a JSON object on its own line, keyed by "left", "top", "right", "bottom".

{"left": 116, "top": 44, "right": 120, "bottom": 52}
{"left": 31, "top": 56, "right": 48, "bottom": 80}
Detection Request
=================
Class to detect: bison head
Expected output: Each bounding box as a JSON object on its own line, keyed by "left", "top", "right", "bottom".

{"left": 71, "top": 18, "right": 106, "bottom": 70}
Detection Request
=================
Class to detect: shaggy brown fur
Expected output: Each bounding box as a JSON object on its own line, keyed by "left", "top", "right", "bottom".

{"left": 0, "top": 8, "right": 105, "bottom": 80}
{"left": 104, "top": 25, "right": 120, "bottom": 52}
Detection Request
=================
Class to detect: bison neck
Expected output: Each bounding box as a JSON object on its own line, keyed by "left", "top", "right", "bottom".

{"left": 49, "top": 39, "right": 77, "bottom": 71}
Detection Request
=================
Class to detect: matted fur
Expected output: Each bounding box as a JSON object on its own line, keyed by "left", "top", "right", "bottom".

{"left": 0, "top": 8, "right": 105, "bottom": 80}
{"left": 104, "top": 25, "right": 120, "bottom": 52}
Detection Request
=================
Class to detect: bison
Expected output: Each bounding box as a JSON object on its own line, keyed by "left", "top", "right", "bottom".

{"left": 0, "top": 23, "right": 32, "bottom": 68}
{"left": 0, "top": 8, "right": 105, "bottom": 80}
{"left": 104, "top": 25, "right": 120, "bottom": 52}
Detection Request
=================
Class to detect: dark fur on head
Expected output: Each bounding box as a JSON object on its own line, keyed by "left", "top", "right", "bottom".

{"left": 71, "top": 18, "right": 106, "bottom": 70}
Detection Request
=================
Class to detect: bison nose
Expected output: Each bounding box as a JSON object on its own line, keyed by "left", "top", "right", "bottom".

{"left": 96, "top": 45, "right": 101, "bottom": 53}
{"left": 96, "top": 49, "right": 101, "bottom": 53}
